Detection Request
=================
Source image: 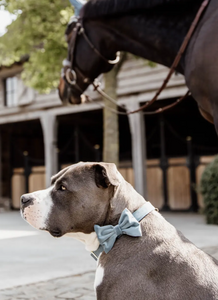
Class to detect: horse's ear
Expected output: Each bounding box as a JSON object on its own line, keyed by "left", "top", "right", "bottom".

{"left": 93, "top": 163, "right": 122, "bottom": 189}
{"left": 69, "top": 0, "right": 85, "bottom": 16}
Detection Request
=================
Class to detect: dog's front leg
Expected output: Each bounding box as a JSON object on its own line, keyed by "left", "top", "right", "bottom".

{"left": 94, "top": 263, "right": 105, "bottom": 299}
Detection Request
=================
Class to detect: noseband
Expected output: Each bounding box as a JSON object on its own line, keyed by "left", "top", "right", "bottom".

{"left": 62, "top": 18, "right": 120, "bottom": 91}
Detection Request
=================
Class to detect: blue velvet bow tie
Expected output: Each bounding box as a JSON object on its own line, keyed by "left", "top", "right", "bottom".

{"left": 94, "top": 208, "right": 142, "bottom": 254}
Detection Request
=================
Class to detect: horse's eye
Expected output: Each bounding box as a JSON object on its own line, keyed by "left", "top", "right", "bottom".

{"left": 59, "top": 185, "right": 67, "bottom": 191}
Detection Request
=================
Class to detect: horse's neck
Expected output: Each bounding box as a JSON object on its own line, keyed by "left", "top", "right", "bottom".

{"left": 90, "top": 4, "right": 201, "bottom": 74}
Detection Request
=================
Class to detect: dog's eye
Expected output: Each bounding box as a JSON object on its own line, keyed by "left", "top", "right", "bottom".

{"left": 59, "top": 185, "right": 66, "bottom": 191}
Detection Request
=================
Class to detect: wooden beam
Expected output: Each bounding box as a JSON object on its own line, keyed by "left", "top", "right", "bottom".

{"left": 126, "top": 102, "right": 147, "bottom": 198}
{"left": 0, "top": 102, "right": 102, "bottom": 124}
{"left": 0, "top": 130, "right": 2, "bottom": 206}
{"left": 40, "top": 113, "right": 58, "bottom": 188}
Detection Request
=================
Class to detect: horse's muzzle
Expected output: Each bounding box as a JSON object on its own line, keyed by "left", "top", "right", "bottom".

{"left": 58, "top": 77, "right": 82, "bottom": 105}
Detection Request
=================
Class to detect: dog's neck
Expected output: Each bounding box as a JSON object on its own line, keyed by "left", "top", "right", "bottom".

{"left": 106, "top": 180, "right": 146, "bottom": 226}
{"left": 66, "top": 180, "right": 147, "bottom": 252}
{"left": 66, "top": 231, "right": 100, "bottom": 252}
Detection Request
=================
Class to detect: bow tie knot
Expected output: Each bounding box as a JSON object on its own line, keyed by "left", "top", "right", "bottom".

{"left": 94, "top": 208, "right": 142, "bottom": 254}
{"left": 114, "top": 224, "right": 122, "bottom": 237}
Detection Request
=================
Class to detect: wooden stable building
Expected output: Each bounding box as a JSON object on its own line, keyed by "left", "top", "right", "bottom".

{"left": 0, "top": 58, "right": 217, "bottom": 211}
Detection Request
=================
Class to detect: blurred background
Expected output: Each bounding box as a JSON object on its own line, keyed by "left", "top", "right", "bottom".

{"left": 0, "top": 0, "right": 218, "bottom": 299}
{"left": 0, "top": 0, "right": 218, "bottom": 212}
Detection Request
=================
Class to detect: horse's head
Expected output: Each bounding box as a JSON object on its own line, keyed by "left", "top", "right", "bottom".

{"left": 58, "top": 0, "right": 120, "bottom": 104}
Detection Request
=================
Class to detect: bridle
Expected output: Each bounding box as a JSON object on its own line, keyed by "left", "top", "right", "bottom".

{"left": 62, "top": 18, "right": 120, "bottom": 94}
{"left": 62, "top": 0, "right": 210, "bottom": 115}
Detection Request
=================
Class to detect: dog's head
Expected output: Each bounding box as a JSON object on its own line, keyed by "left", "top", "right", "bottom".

{"left": 20, "top": 162, "right": 122, "bottom": 238}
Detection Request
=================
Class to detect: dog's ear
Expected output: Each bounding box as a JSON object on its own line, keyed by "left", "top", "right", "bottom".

{"left": 94, "top": 163, "right": 122, "bottom": 188}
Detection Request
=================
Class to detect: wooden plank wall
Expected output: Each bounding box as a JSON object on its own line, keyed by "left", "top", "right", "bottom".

{"left": 167, "top": 158, "right": 191, "bottom": 210}
{"left": 145, "top": 160, "right": 163, "bottom": 209}
{"left": 11, "top": 156, "right": 215, "bottom": 210}
{"left": 117, "top": 59, "right": 185, "bottom": 97}
{"left": 0, "top": 59, "right": 186, "bottom": 115}
{"left": 29, "top": 166, "right": 46, "bottom": 193}
{"left": 11, "top": 168, "right": 26, "bottom": 209}
{"left": 11, "top": 161, "right": 164, "bottom": 209}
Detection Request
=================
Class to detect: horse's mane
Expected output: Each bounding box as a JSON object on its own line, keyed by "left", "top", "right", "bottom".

{"left": 81, "top": 0, "right": 192, "bottom": 19}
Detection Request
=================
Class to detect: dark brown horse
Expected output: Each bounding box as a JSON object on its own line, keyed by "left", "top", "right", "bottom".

{"left": 58, "top": 0, "right": 218, "bottom": 131}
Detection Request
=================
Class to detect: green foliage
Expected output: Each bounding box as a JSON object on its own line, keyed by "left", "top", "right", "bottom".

{"left": 0, "top": 1, "right": 155, "bottom": 93}
{"left": 0, "top": 0, "right": 74, "bottom": 93}
{"left": 200, "top": 155, "right": 218, "bottom": 224}
{"left": 129, "top": 53, "right": 157, "bottom": 68}
{"left": 147, "top": 60, "right": 157, "bottom": 68}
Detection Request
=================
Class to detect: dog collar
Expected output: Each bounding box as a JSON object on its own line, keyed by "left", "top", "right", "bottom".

{"left": 91, "top": 202, "right": 155, "bottom": 261}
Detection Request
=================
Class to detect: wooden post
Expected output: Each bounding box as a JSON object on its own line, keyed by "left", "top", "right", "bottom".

{"left": 23, "top": 152, "right": 30, "bottom": 193}
{"left": 126, "top": 103, "right": 147, "bottom": 198}
{"left": 74, "top": 125, "right": 79, "bottom": 162}
{"left": 159, "top": 115, "right": 170, "bottom": 211}
{"left": 0, "top": 130, "right": 2, "bottom": 207}
{"left": 103, "top": 69, "right": 119, "bottom": 165}
{"left": 40, "top": 113, "right": 58, "bottom": 188}
{"left": 186, "top": 136, "right": 198, "bottom": 212}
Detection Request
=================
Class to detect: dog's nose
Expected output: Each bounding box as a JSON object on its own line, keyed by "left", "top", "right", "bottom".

{"left": 50, "top": 229, "right": 62, "bottom": 237}
{"left": 20, "top": 194, "right": 33, "bottom": 205}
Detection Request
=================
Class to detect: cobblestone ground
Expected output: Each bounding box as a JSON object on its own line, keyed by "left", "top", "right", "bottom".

{"left": 0, "top": 271, "right": 96, "bottom": 300}
{"left": 1, "top": 247, "right": 218, "bottom": 300}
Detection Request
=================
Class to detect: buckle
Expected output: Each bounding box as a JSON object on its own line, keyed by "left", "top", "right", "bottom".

{"left": 91, "top": 252, "right": 98, "bottom": 261}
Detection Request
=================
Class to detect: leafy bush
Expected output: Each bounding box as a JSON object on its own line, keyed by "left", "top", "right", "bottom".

{"left": 200, "top": 155, "right": 218, "bottom": 224}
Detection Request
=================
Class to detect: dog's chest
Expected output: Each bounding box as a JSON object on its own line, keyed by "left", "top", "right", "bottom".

{"left": 94, "top": 263, "right": 105, "bottom": 292}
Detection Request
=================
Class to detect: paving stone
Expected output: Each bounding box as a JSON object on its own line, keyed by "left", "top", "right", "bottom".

{"left": 16, "top": 296, "right": 37, "bottom": 300}
{"left": 55, "top": 291, "right": 83, "bottom": 299}
{"left": 50, "top": 286, "right": 72, "bottom": 295}
{"left": 0, "top": 294, "right": 11, "bottom": 300}
{"left": 79, "top": 296, "right": 96, "bottom": 300}
{"left": 0, "top": 271, "right": 96, "bottom": 300}
{"left": 0, "top": 290, "right": 20, "bottom": 296}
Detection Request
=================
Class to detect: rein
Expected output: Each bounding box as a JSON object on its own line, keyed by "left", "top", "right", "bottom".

{"left": 63, "top": 0, "right": 210, "bottom": 115}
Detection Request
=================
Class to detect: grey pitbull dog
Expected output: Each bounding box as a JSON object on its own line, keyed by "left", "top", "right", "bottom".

{"left": 20, "top": 162, "right": 218, "bottom": 300}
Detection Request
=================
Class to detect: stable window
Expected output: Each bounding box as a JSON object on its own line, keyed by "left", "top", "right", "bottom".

{"left": 4, "top": 76, "right": 18, "bottom": 107}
